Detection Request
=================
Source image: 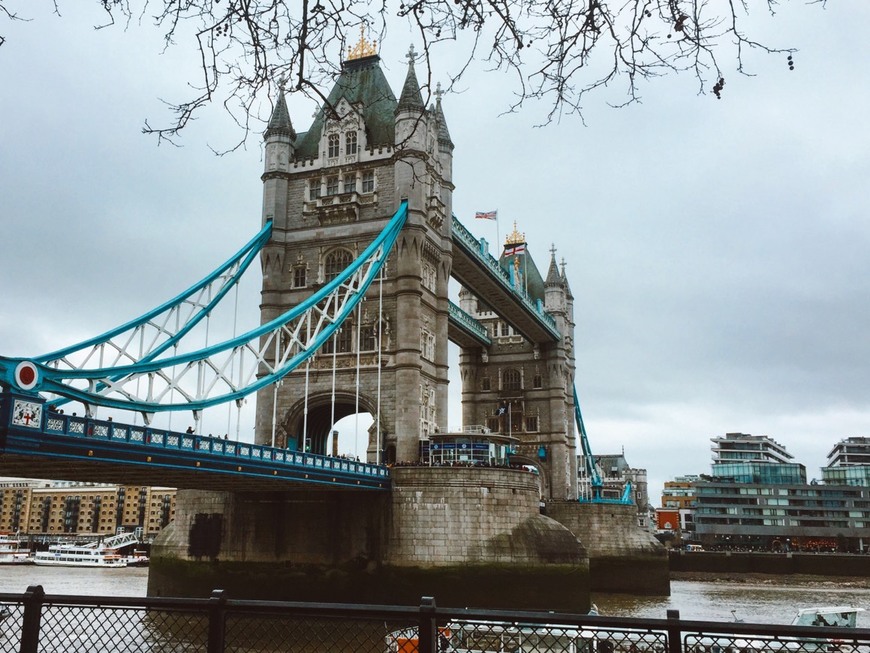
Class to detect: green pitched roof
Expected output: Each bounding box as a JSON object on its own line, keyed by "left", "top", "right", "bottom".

{"left": 500, "top": 247, "right": 547, "bottom": 303}
{"left": 293, "top": 55, "right": 398, "bottom": 159}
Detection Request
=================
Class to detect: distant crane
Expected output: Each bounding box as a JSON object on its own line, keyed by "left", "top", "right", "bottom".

{"left": 573, "top": 384, "right": 633, "bottom": 504}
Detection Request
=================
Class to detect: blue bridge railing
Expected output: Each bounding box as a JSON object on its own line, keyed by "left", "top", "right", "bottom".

{"left": 0, "top": 392, "right": 389, "bottom": 489}
{"left": 447, "top": 301, "right": 492, "bottom": 345}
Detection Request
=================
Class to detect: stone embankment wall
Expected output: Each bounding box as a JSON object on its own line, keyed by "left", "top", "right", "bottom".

{"left": 670, "top": 550, "right": 870, "bottom": 577}
{"left": 546, "top": 501, "right": 670, "bottom": 595}
{"left": 149, "top": 468, "right": 593, "bottom": 611}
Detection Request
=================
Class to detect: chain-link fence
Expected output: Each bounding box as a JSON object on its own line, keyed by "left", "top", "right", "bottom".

{"left": 1, "top": 587, "right": 869, "bottom": 653}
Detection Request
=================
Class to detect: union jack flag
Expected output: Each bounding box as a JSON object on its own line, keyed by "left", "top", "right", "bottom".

{"left": 475, "top": 210, "right": 498, "bottom": 221}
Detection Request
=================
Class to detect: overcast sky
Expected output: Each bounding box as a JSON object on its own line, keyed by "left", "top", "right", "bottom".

{"left": 1, "top": 3, "right": 868, "bottom": 497}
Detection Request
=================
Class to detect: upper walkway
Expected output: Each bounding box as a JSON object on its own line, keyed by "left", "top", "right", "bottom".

{"left": 450, "top": 216, "right": 561, "bottom": 344}
{"left": 0, "top": 392, "right": 390, "bottom": 491}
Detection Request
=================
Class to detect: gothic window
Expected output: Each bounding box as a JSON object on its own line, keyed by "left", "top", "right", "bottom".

{"left": 422, "top": 262, "right": 436, "bottom": 292}
{"left": 326, "top": 175, "right": 339, "bottom": 196}
{"left": 343, "top": 175, "right": 356, "bottom": 194}
{"left": 323, "top": 322, "right": 353, "bottom": 354}
{"left": 481, "top": 377, "right": 491, "bottom": 391}
{"left": 309, "top": 180, "right": 321, "bottom": 200}
{"left": 420, "top": 328, "right": 435, "bottom": 361}
{"left": 360, "top": 324, "right": 378, "bottom": 351}
{"left": 327, "top": 133, "right": 340, "bottom": 158}
{"left": 499, "top": 321, "right": 510, "bottom": 337}
{"left": 362, "top": 170, "right": 375, "bottom": 193}
{"left": 525, "top": 415, "right": 539, "bottom": 432}
{"left": 533, "top": 373, "right": 543, "bottom": 389}
{"left": 324, "top": 249, "right": 353, "bottom": 283}
{"left": 345, "top": 131, "right": 358, "bottom": 156}
{"left": 503, "top": 368, "right": 522, "bottom": 393}
{"left": 293, "top": 266, "right": 307, "bottom": 288}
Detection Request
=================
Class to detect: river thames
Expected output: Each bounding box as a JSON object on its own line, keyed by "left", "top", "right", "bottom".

{"left": 1, "top": 566, "right": 868, "bottom": 626}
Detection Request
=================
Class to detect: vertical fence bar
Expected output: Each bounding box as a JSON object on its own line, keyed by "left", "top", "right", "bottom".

{"left": 666, "top": 609, "right": 683, "bottom": 653}
{"left": 207, "top": 589, "right": 228, "bottom": 653}
{"left": 418, "top": 596, "right": 437, "bottom": 653}
{"left": 19, "top": 584, "right": 45, "bottom": 653}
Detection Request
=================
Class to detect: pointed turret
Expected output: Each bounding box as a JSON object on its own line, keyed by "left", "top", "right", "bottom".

{"left": 264, "top": 82, "right": 296, "bottom": 141}
{"left": 560, "top": 258, "right": 574, "bottom": 299}
{"left": 545, "top": 245, "right": 562, "bottom": 287}
{"left": 434, "top": 83, "right": 453, "bottom": 150}
{"left": 396, "top": 45, "right": 425, "bottom": 114}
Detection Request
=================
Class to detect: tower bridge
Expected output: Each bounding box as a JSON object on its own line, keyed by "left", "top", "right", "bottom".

{"left": 0, "top": 36, "right": 666, "bottom": 609}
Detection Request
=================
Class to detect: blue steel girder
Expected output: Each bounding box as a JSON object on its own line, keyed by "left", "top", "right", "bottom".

{"left": 447, "top": 301, "right": 492, "bottom": 348}
{"left": 450, "top": 216, "right": 560, "bottom": 344}
{"left": 0, "top": 202, "right": 408, "bottom": 414}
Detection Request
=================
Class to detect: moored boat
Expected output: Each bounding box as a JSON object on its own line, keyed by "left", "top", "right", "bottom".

{"left": 0, "top": 533, "right": 32, "bottom": 565}
{"left": 32, "top": 531, "right": 138, "bottom": 568}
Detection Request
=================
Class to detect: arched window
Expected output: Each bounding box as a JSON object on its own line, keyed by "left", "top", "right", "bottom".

{"left": 324, "top": 249, "right": 353, "bottom": 283}
{"left": 323, "top": 321, "right": 353, "bottom": 354}
{"left": 503, "top": 368, "right": 522, "bottom": 393}
{"left": 327, "top": 133, "right": 340, "bottom": 158}
{"left": 345, "top": 131, "right": 358, "bottom": 156}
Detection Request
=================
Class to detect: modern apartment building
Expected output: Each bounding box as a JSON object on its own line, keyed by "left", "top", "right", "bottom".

{"left": 0, "top": 479, "right": 176, "bottom": 539}
{"left": 691, "top": 433, "right": 870, "bottom": 552}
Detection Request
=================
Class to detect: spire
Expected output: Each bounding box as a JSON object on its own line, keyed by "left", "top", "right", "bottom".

{"left": 434, "top": 82, "right": 453, "bottom": 148}
{"left": 560, "top": 257, "right": 574, "bottom": 299}
{"left": 264, "top": 77, "right": 296, "bottom": 140}
{"left": 396, "top": 45, "right": 425, "bottom": 113}
{"left": 545, "top": 244, "right": 561, "bottom": 286}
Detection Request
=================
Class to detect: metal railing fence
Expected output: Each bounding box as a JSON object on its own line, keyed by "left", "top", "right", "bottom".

{"left": 1, "top": 586, "right": 869, "bottom": 653}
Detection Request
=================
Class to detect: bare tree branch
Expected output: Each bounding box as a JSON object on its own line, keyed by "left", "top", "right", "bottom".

{"left": 0, "top": 0, "right": 826, "bottom": 145}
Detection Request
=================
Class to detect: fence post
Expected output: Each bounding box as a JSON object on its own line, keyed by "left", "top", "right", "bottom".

{"left": 207, "top": 589, "right": 227, "bottom": 653}
{"left": 666, "top": 609, "right": 682, "bottom": 653}
{"left": 19, "top": 584, "right": 45, "bottom": 653}
{"left": 418, "top": 596, "right": 437, "bottom": 653}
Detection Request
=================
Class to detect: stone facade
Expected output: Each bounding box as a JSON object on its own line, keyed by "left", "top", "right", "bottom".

{"left": 255, "top": 50, "right": 454, "bottom": 466}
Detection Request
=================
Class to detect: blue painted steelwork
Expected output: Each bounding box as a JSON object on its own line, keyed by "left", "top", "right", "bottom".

{"left": 447, "top": 301, "right": 492, "bottom": 346}
{"left": 451, "top": 216, "right": 560, "bottom": 339}
{"left": 573, "top": 384, "right": 632, "bottom": 505}
{"left": 0, "top": 392, "right": 389, "bottom": 490}
{"left": 0, "top": 202, "right": 408, "bottom": 415}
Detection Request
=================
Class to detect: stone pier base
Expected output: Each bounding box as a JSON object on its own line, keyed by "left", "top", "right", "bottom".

{"left": 148, "top": 468, "right": 593, "bottom": 611}
{"left": 545, "top": 501, "right": 670, "bottom": 595}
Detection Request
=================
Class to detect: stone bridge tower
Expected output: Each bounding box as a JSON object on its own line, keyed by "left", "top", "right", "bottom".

{"left": 254, "top": 40, "right": 454, "bottom": 464}
{"left": 458, "top": 229, "right": 579, "bottom": 500}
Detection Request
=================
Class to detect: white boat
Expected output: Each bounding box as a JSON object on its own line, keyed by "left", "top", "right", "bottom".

{"left": 0, "top": 533, "right": 32, "bottom": 565}
{"left": 33, "top": 531, "right": 138, "bottom": 568}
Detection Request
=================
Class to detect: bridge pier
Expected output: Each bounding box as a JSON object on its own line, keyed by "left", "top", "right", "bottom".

{"left": 148, "top": 467, "right": 593, "bottom": 610}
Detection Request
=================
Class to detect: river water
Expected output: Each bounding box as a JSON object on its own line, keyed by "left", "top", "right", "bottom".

{"left": 1, "top": 566, "right": 869, "bottom": 627}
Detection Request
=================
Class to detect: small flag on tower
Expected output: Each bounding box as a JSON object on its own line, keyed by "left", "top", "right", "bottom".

{"left": 475, "top": 210, "right": 498, "bottom": 221}
{"left": 504, "top": 243, "right": 526, "bottom": 256}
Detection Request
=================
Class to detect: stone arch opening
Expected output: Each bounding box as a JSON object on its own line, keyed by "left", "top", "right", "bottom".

{"left": 282, "top": 391, "right": 382, "bottom": 458}
{"left": 508, "top": 454, "right": 548, "bottom": 500}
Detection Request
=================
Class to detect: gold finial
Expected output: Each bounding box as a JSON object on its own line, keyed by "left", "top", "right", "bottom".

{"left": 505, "top": 221, "right": 525, "bottom": 246}
{"left": 347, "top": 24, "right": 378, "bottom": 61}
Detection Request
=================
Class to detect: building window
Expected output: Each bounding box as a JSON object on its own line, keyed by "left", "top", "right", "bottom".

{"left": 324, "top": 249, "right": 353, "bottom": 283}
{"left": 345, "top": 131, "right": 358, "bottom": 155}
{"left": 326, "top": 176, "right": 339, "bottom": 196}
{"left": 343, "top": 175, "right": 356, "bottom": 194}
{"left": 503, "top": 368, "right": 522, "bottom": 393}
{"left": 361, "top": 324, "right": 378, "bottom": 351}
{"left": 327, "top": 133, "right": 340, "bottom": 158}
{"left": 422, "top": 262, "right": 436, "bottom": 292}
{"left": 525, "top": 415, "right": 539, "bottom": 432}
{"left": 421, "top": 328, "right": 435, "bottom": 361}
{"left": 481, "top": 377, "right": 491, "bottom": 391}
{"left": 533, "top": 373, "right": 543, "bottom": 389}
{"left": 293, "top": 266, "right": 307, "bottom": 288}
{"left": 362, "top": 170, "right": 375, "bottom": 193}
{"left": 499, "top": 321, "right": 510, "bottom": 337}
{"left": 309, "top": 180, "right": 321, "bottom": 200}
{"left": 324, "top": 323, "right": 353, "bottom": 354}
